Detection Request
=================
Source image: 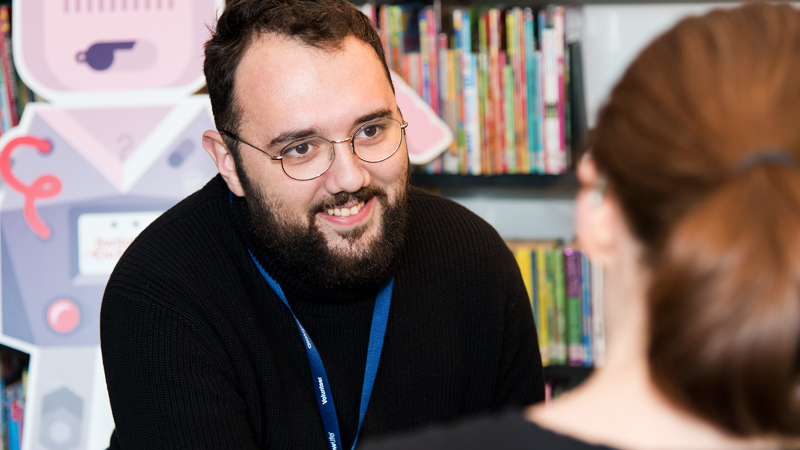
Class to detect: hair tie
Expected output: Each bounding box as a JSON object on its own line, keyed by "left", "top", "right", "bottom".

{"left": 736, "top": 150, "right": 797, "bottom": 173}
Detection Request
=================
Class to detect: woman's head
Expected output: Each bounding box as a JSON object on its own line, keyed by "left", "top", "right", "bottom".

{"left": 586, "top": 2, "right": 800, "bottom": 437}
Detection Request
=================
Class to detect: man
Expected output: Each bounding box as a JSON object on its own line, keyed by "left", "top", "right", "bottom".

{"left": 100, "top": 0, "right": 544, "bottom": 448}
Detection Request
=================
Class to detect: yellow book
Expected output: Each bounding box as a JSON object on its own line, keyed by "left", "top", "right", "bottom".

{"left": 514, "top": 248, "right": 534, "bottom": 307}
{"left": 536, "top": 248, "right": 550, "bottom": 366}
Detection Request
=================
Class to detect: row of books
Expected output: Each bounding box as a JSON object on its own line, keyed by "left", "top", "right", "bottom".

{"left": 0, "top": 377, "right": 23, "bottom": 450}
{"left": 0, "top": 349, "right": 27, "bottom": 450}
{"left": 508, "top": 241, "right": 605, "bottom": 368}
{"left": 360, "top": 3, "right": 587, "bottom": 175}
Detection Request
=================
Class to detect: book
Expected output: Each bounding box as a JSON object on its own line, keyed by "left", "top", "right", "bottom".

{"left": 566, "top": 5, "right": 588, "bottom": 162}
{"left": 536, "top": 247, "right": 550, "bottom": 366}
{"left": 591, "top": 260, "right": 606, "bottom": 366}
{"left": 551, "top": 247, "right": 567, "bottom": 365}
{"left": 580, "top": 252, "right": 593, "bottom": 367}
{"left": 564, "top": 247, "right": 584, "bottom": 366}
{"left": 514, "top": 248, "right": 534, "bottom": 308}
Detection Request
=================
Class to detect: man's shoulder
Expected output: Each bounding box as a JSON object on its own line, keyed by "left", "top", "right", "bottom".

{"left": 134, "top": 175, "right": 228, "bottom": 246}
{"left": 407, "top": 186, "right": 510, "bottom": 256}
{"left": 110, "top": 175, "right": 235, "bottom": 285}
{"left": 408, "top": 186, "right": 502, "bottom": 235}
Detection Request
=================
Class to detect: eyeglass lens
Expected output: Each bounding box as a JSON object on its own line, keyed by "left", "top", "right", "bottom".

{"left": 280, "top": 118, "right": 405, "bottom": 180}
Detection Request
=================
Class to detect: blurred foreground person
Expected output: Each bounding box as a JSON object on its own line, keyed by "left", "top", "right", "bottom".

{"left": 363, "top": 3, "right": 800, "bottom": 449}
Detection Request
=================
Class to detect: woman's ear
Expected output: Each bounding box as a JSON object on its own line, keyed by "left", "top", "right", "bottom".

{"left": 202, "top": 130, "right": 245, "bottom": 197}
{"left": 575, "top": 153, "right": 619, "bottom": 267}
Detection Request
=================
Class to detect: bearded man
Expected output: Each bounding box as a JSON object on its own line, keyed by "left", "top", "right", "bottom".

{"left": 100, "top": 0, "right": 544, "bottom": 448}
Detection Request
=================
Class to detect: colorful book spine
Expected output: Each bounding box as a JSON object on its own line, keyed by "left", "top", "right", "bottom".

{"left": 524, "top": 8, "right": 539, "bottom": 174}
{"left": 510, "top": 8, "right": 529, "bottom": 174}
{"left": 379, "top": 6, "right": 392, "bottom": 72}
{"left": 514, "top": 249, "right": 534, "bottom": 308}
{"left": 477, "top": 12, "right": 491, "bottom": 175}
{"left": 502, "top": 61, "right": 516, "bottom": 174}
{"left": 564, "top": 247, "right": 583, "bottom": 366}
{"left": 391, "top": 6, "right": 404, "bottom": 74}
{"left": 591, "top": 260, "right": 606, "bottom": 366}
{"left": 581, "top": 252, "right": 593, "bottom": 367}
{"left": 530, "top": 249, "right": 539, "bottom": 331}
{"left": 554, "top": 7, "right": 567, "bottom": 172}
{"left": 552, "top": 248, "right": 567, "bottom": 365}
{"left": 419, "top": 10, "right": 431, "bottom": 104}
{"left": 446, "top": 44, "right": 462, "bottom": 174}
{"left": 536, "top": 248, "right": 550, "bottom": 366}
{"left": 488, "top": 9, "right": 505, "bottom": 173}
{"left": 426, "top": 8, "right": 440, "bottom": 116}
{"left": 0, "top": 5, "right": 17, "bottom": 129}
{"left": 546, "top": 249, "right": 558, "bottom": 364}
{"left": 458, "top": 10, "right": 481, "bottom": 175}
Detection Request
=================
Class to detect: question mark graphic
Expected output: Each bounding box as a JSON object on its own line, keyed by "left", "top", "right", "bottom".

{"left": 0, "top": 136, "right": 62, "bottom": 240}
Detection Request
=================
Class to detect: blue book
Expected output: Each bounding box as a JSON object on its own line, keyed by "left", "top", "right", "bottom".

{"left": 581, "top": 252, "right": 593, "bottom": 367}
{"left": 524, "top": 9, "right": 539, "bottom": 173}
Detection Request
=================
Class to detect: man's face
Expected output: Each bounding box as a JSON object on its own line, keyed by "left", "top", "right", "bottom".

{"left": 232, "top": 34, "right": 410, "bottom": 288}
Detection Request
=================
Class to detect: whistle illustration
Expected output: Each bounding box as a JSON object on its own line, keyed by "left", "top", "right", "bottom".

{"left": 76, "top": 41, "right": 136, "bottom": 71}
{"left": 0, "top": 136, "right": 62, "bottom": 240}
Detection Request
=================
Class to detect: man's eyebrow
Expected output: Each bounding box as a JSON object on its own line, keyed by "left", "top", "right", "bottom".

{"left": 353, "top": 109, "right": 395, "bottom": 127}
{"left": 268, "top": 127, "right": 322, "bottom": 149}
{"left": 267, "top": 109, "right": 396, "bottom": 149}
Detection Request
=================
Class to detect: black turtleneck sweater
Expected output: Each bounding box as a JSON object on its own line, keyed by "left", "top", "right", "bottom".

{"left": 101, "top": 175, "right": 544, "bottom": 450}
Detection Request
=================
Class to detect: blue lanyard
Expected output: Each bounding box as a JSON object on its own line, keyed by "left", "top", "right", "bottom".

{"left": 248, "top": 251, "right": 393, "bottom": 450}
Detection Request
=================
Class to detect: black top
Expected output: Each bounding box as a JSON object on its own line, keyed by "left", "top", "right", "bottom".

{"left": 361, "top": 410, "right": 619, "bottom": 450}
{"left": 101, "top": 175, "right": 544, "bottom": 449}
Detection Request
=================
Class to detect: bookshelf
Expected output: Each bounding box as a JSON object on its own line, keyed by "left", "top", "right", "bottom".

{"left": 411, "top": 171, "right": 578, "bottom": 189}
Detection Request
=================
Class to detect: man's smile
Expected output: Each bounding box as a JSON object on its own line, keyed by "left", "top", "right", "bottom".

{"left": 324, "top": 200, "right": 366, "bottom": 217}
{"left": 317, "top": 196, "right": 376, "bottom": 228}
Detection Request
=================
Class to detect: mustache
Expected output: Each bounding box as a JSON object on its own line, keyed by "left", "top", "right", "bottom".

{"left": 310, "top": 186, "right": 388, "bottom": 214}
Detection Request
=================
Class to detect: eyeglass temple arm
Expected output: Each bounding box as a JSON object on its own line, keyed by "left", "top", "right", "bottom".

{"left": 219, "top": 129, "right": 282, "bottom": 161}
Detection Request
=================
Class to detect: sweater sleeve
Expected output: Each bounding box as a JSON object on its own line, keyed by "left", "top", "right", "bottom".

{"left": 491, "top": 246, "right": 546, "bottom": 408}
{"left": 101, "top": 289, "right": 259, "bottom": 450}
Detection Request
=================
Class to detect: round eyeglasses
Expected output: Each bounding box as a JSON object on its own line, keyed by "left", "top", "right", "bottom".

{"left": 220, "top": 117, "right": 409, "bottom": 181}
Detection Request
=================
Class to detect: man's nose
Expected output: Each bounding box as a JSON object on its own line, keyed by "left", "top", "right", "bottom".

{"left": 323, "top": 140, "right": 370, "bottom": 194}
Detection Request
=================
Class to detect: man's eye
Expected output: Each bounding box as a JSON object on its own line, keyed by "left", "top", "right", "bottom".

{"left": 360, "top": 124, "right": 385, "bottom": 139}
{"left": 284, "top": 142, "right": 314, "bottom": 157}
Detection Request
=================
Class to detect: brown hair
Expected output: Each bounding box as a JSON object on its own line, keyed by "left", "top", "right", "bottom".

{"left": 204, "top": 0, "right": 392, "bottom": 156}
{"left": 590, "top": 2, "right": 800, "bottom": 437}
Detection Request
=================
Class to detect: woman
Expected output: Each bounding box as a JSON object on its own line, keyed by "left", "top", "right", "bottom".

{"left": 364, "top": 3, "right": 800, "bottom": 449}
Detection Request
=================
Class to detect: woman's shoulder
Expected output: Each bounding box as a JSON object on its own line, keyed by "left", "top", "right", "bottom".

{"left": 361, "top": 409, "right": 620, "bottom": 450}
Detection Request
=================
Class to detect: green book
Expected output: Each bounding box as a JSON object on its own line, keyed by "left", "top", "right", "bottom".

{"left": 552, "top": 248, "right": 567, "bottom": 365}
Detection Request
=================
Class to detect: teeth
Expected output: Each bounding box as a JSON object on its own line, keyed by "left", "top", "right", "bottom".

{"left": 325, "top": 201, "right": 366, "bottom": 217}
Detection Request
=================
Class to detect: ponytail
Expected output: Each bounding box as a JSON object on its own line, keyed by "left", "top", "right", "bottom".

{"left": 647, "top": 164, "right": 800, "bottom": 435}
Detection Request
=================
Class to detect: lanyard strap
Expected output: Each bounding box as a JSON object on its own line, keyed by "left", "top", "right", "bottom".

{"left": 248, "top": 251, "right": 393, "bottom": 450}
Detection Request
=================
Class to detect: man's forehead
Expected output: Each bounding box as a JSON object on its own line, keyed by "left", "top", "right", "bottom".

{"left": 233, "top": 34, "right": 396, "bottom": 141}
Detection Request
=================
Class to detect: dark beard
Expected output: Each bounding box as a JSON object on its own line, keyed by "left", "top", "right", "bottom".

{"left": 240, "top": 174, "right": 409, "bottom": 290}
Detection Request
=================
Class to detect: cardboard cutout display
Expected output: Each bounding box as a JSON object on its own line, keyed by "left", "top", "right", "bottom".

{"left": 4, "top": 2, "right": 223, "bottom": 448}
{"left": 0, "top": 2, "right": 450, "bottom": 448}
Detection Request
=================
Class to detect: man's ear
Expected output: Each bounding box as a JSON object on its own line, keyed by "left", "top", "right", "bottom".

{"left": 202, "top": 130, "right": 245, "bottom": 197}
{"left": 575, "top": 154, "right": 617, "bottom": 267}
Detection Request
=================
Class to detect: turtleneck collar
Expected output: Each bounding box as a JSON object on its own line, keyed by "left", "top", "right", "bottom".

{"left": 226, "top": 186, "right": 386, "bottom": 305}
